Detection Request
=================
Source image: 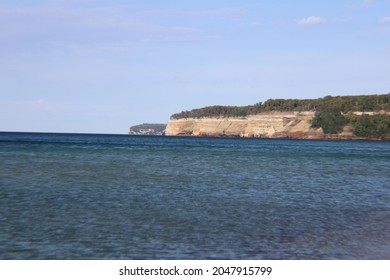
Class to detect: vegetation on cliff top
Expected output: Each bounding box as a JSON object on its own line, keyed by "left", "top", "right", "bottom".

{"left": 170, "top": 94, "right": 390, "bottom": 137}
{"left": 130, "top": 123, "right": 166, "bottom": 131}
{"left": 129, "top": 123, "right": 166, "bottom": 135}
{"left": 171, "top": 94, "right": 390, "bottom": 119}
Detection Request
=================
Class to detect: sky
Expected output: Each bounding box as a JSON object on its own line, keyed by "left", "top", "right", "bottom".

{"left": 0, "top": 0, "right": 389, "bottom": 134}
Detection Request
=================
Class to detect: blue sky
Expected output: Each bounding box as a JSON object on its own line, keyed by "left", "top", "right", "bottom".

{"left": 1, "top": 0, "right": 389, "bottom": 134}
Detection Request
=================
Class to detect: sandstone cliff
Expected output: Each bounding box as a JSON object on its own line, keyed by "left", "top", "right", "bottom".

{"left": 166, "top": 94, "right": 390, "bottom": 139}
{"left": 166, "top": 111, "right": 326, "bottom": 139}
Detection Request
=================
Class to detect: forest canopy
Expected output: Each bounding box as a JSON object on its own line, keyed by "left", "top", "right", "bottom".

{"left": 171, "top": 94, "right": 390, "bottom": 119}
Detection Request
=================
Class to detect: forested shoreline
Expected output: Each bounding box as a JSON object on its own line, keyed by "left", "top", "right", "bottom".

{"left": 170, "top": 94, "right": 390, "bottom": 138}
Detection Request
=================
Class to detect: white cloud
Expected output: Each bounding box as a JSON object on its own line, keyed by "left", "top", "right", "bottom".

{"left": 380, "top": 17, "right": 390, "bottom": 23}
{"left": 296, "top": 16, "right": 324, "bottom": 26}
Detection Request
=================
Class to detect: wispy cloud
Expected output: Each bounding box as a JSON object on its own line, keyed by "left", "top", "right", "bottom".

{"left": 296, "top": 16, "right": 324, "bottom": 26}
{"left": 4, "top": 99, "right": 66, "bottom": 111}
{"left": 138, "top": 8, "right": 242, "bottom": 18}
{"left": 380, "top": 17, "right": 390, "bottom": 23}
{"left": 0, "top": 2, "right": 218, "bottom": 53}
{"left": 363, "top": 0, "right": 374, "bottom": 5}
{"left": 346, "top": 0, "right": 374, "bottom": 9}
{"left": 32, "top": 99, "right": 66, "bottom": 111}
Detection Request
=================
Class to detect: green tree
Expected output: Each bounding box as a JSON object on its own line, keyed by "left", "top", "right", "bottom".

{"left": 311, "top": 109, "right": 346, "bottom": 134}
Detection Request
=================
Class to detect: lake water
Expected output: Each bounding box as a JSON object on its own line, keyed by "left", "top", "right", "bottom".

{"left": 0, "top": 132, "right": 389, "bottom": 259}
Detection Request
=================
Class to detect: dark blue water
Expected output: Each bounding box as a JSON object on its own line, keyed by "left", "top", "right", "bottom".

{"left": 0, "top": 132, "right": 389, "bottom": 259}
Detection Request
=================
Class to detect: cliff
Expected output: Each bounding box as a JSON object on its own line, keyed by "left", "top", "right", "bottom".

{"left": 166, "top": 94, "right": 390, "bottom": 139}
{"left": 166, "top": 111, "right": 327, "bottom": 139}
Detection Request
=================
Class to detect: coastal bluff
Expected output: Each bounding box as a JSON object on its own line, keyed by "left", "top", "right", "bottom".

{"left": 165, "top": 94, "right": 390, "bottom": 139}
{"left": 166, "top": 111, "right": 325, "bottom": 139}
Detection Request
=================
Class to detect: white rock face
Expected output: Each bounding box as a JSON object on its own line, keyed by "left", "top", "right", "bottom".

{"left": 166, "top": 111, "right": 324, "bottom": 138}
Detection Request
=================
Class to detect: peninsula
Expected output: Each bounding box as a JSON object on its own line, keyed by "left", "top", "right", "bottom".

{"left": 129, "top": 123, "right": 166, "bottom": 136}
{"left": 165, "top": 94, "right": 390, "bottom": 140}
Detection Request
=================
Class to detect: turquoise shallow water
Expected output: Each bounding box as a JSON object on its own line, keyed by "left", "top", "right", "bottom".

{"left": 0, "top": 132, "right": 389, "bottom": 259}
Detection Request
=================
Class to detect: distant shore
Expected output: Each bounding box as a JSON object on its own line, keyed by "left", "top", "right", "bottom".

{"left": 166, "top": 94, "right": 390, "bottom": 140}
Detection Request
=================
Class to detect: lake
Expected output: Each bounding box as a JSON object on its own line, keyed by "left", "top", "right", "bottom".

{"left": 0, "top": 132, "right": 389, "bottom": 259}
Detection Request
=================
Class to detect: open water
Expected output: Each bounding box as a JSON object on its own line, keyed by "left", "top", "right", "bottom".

{"left": 0, "top": 132, "right": 389, "bottom": 259}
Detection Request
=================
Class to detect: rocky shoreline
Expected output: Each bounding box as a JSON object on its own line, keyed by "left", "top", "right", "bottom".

{"left": 165, "top": 111, "right": 390, "bottom": 140}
